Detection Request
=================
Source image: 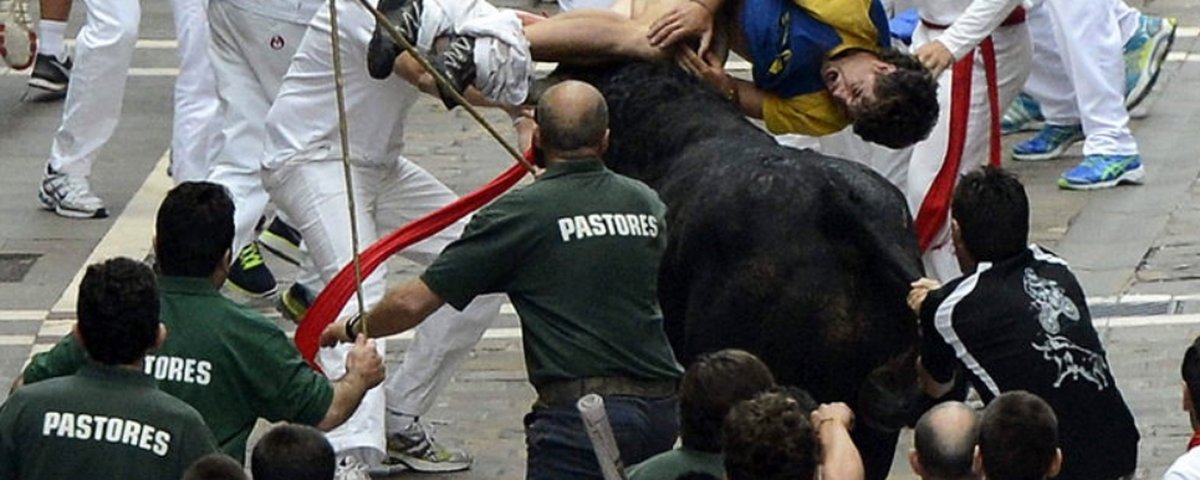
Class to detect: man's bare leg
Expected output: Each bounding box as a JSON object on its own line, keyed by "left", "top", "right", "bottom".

{"left": 38, "top": 0, "right": 71, "bottom": 61}
{"left": 523, "top": 0, "right": 689, "bottom": 64}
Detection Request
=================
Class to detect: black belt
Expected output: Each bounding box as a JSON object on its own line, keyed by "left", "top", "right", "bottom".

{"left": 535, "top": 376, "right": 678, "bottom": 407}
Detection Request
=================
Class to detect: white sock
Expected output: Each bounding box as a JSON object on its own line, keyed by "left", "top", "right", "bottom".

{"left": 38, "top": 20, "right": 68, "bottom": 60}
{"left": 386, "top": 409, "right": 418, "bottom": 433}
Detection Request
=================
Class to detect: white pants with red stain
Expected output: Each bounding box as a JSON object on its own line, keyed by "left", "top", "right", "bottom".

{"left": 264, "top": 157, "right": 503, "bottom": 460}
{"left": 1022, "top": 0, "right": 1138, "bottom": 156}
{"left": 907, "top": 21, "right": 1031, "bottom": 281}
{"left": 46, "top": 0, "right": 139, "bottom": 177}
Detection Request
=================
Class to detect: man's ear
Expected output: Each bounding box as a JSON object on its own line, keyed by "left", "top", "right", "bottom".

{"left": 532, "top": 125, "right": 542, "bottom": 150}
{"left": 599, "top": 129, "right": 610, "bottom": 154}
{"left": 1184, "top": 383, "right": 1193, "bottom": 413}
{"left": 1046, "top": 448, "right": 1063, "bottom": 478}
{"left": 908, "top": 448, "right": 926, "bottom": 477}
{"left": 71, "top": 323, "right": 85, "bottom": 350}
{"left": 150, "top": 324, "right": 168, "bottom": 353}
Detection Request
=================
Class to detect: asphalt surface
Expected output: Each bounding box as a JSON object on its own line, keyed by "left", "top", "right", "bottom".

{"left": 2, "top": 0, "right": 1200, "bottom": 478}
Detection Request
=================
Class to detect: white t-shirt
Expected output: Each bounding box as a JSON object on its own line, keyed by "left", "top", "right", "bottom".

{"left": 1165, "top": 447, "right": 1200, "bottom": 480}
{"left": 913, "top": 0, "right": 1025, "bottom": 59}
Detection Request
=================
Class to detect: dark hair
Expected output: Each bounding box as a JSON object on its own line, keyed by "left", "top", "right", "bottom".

{"left": 535, "top": 84, "right": 609, "bottom": 152}
{"left": 1183, "top": 336, "right": 1200, "bottom": 406}
{"left": 978, "top": 391, "right": 1058, "bottom": 480}
{"left": 251, "top": 425, "right": 335, "bottom": 480}
{"left": 76, "top": 257, "right": 160, "bottom": 365}
{"left": 914, "top": 401, "right": 979, "bottom": 479}
{"left": 852, "top": 48, "right": 939, "bottom": 149}
{"left": 951, "top": 166, "right": 1029, "bottom": 262}
{"left": 723, "top": 391, "right": 818, "bottom": 480}
{"left": 155, "top": 182, "right": 235, "bottom": 277}
{"left": 183, "top": 453, "right": 248, "bottom": 480}
{"left": 680, "top": 349, "right": 777, "bottom": 452}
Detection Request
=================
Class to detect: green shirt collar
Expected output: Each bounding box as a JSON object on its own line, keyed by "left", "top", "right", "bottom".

{"left": 157, "top": 275, "right": 221, "bottom": 295}
{"left": 538, "top": 157, "right": 606, "bottom": 181}
{"left": 79, "top": 363, "right": 158, "bottom": 387}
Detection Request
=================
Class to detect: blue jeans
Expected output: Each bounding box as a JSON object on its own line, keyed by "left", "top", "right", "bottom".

{"left": 524, "top": 395, "right": 679, "bottom": 480}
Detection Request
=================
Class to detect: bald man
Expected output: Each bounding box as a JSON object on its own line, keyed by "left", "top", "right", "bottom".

{"left": 320, "top": 81, "right": 683, "bottom": 479}
{"left": 910, "top": 402, "right": 980, "bottom": 480}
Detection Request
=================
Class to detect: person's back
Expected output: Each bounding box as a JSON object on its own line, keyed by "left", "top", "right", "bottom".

{"left": 914, "top": 167, "right": 1138, "bottom": 480}
{"left": 0, "top": 258, "right": 217, "bottom": 480}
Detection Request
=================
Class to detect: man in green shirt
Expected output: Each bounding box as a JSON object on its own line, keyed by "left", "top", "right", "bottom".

{"left": 0, "top": 257, "right": 217, "bottom": 480}
{"left": 320, "top": 80, "right": 684, "bottom": 479}
{"left": 17, "top": 182, "right": 385, "bottom": 469}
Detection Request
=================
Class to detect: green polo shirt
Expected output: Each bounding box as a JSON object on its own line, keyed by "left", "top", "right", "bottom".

{"left": 0, "top": 364, "right": 217, "bottom": 480}
{"left": 21, "top": 276, "right": 334, "bottom": 462}
{"left": 422, "top": 158, "right": 683, "bottom": 388}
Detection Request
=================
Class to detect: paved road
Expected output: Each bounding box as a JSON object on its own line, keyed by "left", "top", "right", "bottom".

{"left": 2, "top": 0, "right": 1200, "bottom": 478}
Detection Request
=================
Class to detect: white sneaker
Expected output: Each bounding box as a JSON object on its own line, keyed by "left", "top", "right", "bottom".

{"left": 38, "top": 166, "right": 108, "bottom": 219}
{"left": 334, "top": 452, "right": 371, "bottom": 480}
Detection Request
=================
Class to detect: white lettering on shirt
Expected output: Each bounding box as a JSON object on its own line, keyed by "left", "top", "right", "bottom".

{"left": 557, "top": 213, "right": 661, "bottom": 242}
{"left": 41, "top": 412, "right": 174, "bottom": 457}
{"left": 144, "top": 355, "right": 213, "bottom": 385}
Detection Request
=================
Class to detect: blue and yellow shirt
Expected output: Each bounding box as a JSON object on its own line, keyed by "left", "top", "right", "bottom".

{"left": 742, "top": 0, "right": 891, "bottom": 135}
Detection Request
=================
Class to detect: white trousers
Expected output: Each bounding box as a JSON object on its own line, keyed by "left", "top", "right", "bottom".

{"left": 909, "top": 22, "right": 1031, "bottom": 281}
{"left": 46, "top": 0, "right": 140, "bottom": 177}
{"left": 1022, "top": 0, "right": 1137, "bottom": 156}
{"left": 264, "top": 158, "right": 502, "bottom": 457}
{"left": 205, "top": 0, "right": 307, "bottom": 252}
{"left": 169, "top": 0, "right": 221, "bottom": 183}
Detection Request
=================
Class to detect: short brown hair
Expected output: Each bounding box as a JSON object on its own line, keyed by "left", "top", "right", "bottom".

{"left": 723, "top": 391, "right": 818, "bottom": 480}
{"left": 679, "top": 349, "right": 776, "bottom": 452}
{"left": 978, "top": 391, "right": 1058, "bottom": 480}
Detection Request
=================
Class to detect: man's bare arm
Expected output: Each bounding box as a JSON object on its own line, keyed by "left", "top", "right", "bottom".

{"left": 315, "top": 335, "right": 386, "bottom": 431}
{"left": 392, "top": 52, "right": 503, "bottom": 107}
{"left": 321, "top": 279, "right": 445, "bottom": 346}
{"left": 812, "top": 403, "right": 866, "bottom": 480}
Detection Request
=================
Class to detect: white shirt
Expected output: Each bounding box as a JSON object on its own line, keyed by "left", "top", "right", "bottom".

{"left": 1166, "top": 447, "right": 1200, "bottom": 480}
{"left": 914, "top": 0, "right": 1025, "bottom": 59}
{"left": 264, "top": 0, "right": 420, "bottom": 170}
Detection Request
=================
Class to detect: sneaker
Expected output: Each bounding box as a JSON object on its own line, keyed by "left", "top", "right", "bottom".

{"left": 1, "top": 7, "right": 38, "bottom": 70}
{"left": 1058, "top": 154, "right": 1145, "bottom": 190}
{"left": 38, "top": 166, "right": 107, "bottom": 218}
{"left": 334, "top": 452, "right": 371, "bottom": 480}
{"left": 1000, "top": 93, "right": 1044, "bottom": 135}
{"left": 259, "top": 217, "right": 304, "bottom": 265}
{"left": 366, "top": 0, "right": 423, "bottom": 79}
{"left": 276, "top": 282, "right": 314, "bottom": 324}
{"left": 28, "top": 53, "right": 70, "bottom": 93}
{"left": 1123, "top": 14, "right": 1176, "bottom": 111}
{"left": 225, "top": 243, "right": 277, "bottom": 298}
{"left": 433, "top": 35, "right": 476, "bottom": 110}
{"left": 1011, "top": 124, "right": 1084, "bottom": 162}
{"left": 384, "top": 421, "right": 472, "bottom": 472}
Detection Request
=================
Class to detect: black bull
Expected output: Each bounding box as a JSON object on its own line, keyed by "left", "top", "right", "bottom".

{"left": 570, "top": 62, "right": 928, "bottom": 478}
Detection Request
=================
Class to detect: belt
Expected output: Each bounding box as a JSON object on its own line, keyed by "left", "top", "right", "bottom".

{"left": 920, "top": 6, "right": 1026, "bottom": 30}
{"left": 535, "top": 377, "right": 678, "bottom": 407}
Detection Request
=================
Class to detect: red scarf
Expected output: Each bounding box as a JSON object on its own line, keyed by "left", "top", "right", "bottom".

{"left": 1188, "top": 431, "right": 1200, "bottom": 451}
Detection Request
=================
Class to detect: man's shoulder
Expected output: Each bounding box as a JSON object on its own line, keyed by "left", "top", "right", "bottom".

{"left": 1167, "top": 447, "right": 1200, "bottom": 479}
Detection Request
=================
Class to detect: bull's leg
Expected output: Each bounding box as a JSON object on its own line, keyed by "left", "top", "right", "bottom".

{"left": 852, "top": 425, "right": 900, "bottom": 480}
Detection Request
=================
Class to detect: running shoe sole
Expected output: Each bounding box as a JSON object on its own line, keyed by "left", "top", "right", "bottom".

{"left": 386, "top": 453, "right": 471, "bottom": 473}
{"left": 37, "top": 186, "right": 108, "bottom": 218}
{"left": 1125, "top": 19, "right": 1176, "bottom": 111}
{"left": 27, "top": 76, "right": 66, "bottom": 93}
{"left": 1058, "top": 165, "right": 1146, "bottom": 191}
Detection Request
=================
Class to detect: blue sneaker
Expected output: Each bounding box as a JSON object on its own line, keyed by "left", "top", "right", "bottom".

{"left": 1058, "top": 154, "right": 1145, "bottom": 190}
{"left": 1012, "top": 124, "right": 1083, "bottom": 161}
{"left": 1123, "top": 14, "right": 1176, "bottom": 110}
{"left": 1001, "top": 93, "right": 1044, "bottom": 135}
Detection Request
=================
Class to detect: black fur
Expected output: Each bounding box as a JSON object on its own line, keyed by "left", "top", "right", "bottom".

{"left": 573, "top": 63, "right": 925, "bottom": 479}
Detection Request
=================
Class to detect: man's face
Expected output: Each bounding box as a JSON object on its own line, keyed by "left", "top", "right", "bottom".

{"left": 822, "top": 52, "right": 897, "bottom": 115}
